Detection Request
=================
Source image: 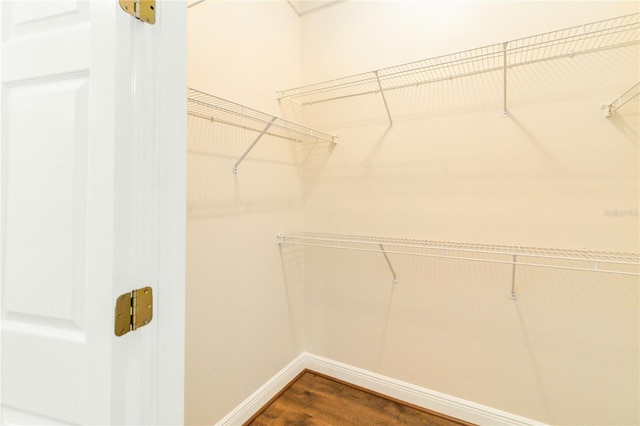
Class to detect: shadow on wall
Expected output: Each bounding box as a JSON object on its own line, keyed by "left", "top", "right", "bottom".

{"left": 507, "top": 113, "right": 563, "bottom": 171}
{"left": 294, "top": 43, "right": 638, "bottom": 250}
{"left": 301, "top": 138, "right": 337, "bottom": 195}
{"left": 277, "top": 242, "right": 306, "bottom": 350}
{"left": 278, "top": 96, "right": 337, "bottom": 195}
{"left": 605, "top": 106, "right": 639, "bottom": 147}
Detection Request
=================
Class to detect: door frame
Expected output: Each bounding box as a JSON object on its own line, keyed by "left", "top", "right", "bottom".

{"left": 111, "top": 0, "right": 187, "bottom": 423}
{"left": 151, "top": 1, "right": 187, "bottom": 423}
{"left": 0, "top": 1, "right": 186, "bottom": 424}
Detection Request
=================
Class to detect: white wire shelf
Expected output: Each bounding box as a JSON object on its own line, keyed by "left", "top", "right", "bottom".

{"left": 603, "top": 81, "right": 640, "bottom": 116}
{"left": 188, "top": 88, "right": 336, "bottom": 143}
{"left": 278, "top": 13, "right": 640, "bottom": 118}
{"left": 188, "top": 88, "right": 336, "bottom": 172}
{"left": 278, "top": 233, "right": 640, "bottom": 296}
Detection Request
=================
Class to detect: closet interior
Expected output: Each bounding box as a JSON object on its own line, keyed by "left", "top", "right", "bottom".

{"left": 186, "top": 2, "right": 639, "bottom": 425}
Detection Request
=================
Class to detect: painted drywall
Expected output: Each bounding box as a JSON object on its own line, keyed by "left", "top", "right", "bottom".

{"left": 186, "top": 2, "right": 306, "bottom": 424}
{"left": 296, "top": 1, "right": 639, "bottom": 425}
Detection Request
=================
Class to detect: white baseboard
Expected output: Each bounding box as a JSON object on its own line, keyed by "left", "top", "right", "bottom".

{"left": 303, "top": 353, "right": 546, "bottom": 426}
{"left": 217, "top": 352, "right": 546, "bottom": 426}
{"left": 215, "top": 353, "right": 307, "bottom": 425}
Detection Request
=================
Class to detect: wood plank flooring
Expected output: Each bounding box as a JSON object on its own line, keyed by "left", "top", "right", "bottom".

{"left": 245, "top": 370, "right": 475, "bottom": 426}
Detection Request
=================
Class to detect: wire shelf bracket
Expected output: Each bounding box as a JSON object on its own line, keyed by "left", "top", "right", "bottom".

{"left": 188, "top": 88, "right": 337, "bottom": 173}
{"left": 510, "top": 254, "right": 517, "bottom": 300}
{"left": 502, "top": 42, "right": 509, "bottom": 118}
{"left": 277, "top": 233, "right": 640, "bottom": 297}
{"left": 379, "top": 244, "right": 399, "bottom": 284}
{"left": 233, "top": 117, "right": 276, "bottom": 174}
{"left": 278, "top": 14, "right": 640, "bottom": 119}
{"left": 375, "top": 71, "right": 394, "bottom": 128}
{"left": 602, "top": 81, "right": 640, "bottom": 117}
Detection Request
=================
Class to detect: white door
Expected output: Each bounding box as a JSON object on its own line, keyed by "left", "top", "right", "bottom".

{"left": 0, "top": 1, "right": 186, "bottom": 425}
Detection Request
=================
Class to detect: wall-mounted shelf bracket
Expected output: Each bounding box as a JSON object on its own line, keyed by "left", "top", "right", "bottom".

{"left": 379, "top": 244, "right": 399, "bottom": 284}
{"left": 502, "top": 42, "right": 509, "bottom": 118}
{"left": 510, "top": 254, "right": 517, "bottom": 300}
{"left": 375, "top": 71, "right": 394, "bottom": 129}
{"left": 233, "top": 117, "right": 277, "bottom": 174}
{"left": 602, "top": 82, "right": 639, "bottom": 117}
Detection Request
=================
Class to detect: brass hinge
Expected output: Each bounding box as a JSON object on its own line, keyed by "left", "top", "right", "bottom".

{"left": 119, "top": 0, "right": 156, "bottom": 25}
{"left": 115, "top": 287, "right": 153, "bottom": 337}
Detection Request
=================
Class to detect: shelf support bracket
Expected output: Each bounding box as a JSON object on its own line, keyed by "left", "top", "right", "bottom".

{"left": 379, "top": 244, "right": 398, "bottom": 284}
{"left": 510, "top": 254, "right": 517, "bottom": 300}
{"left": 234, "top": 117, "right": 277, "bottom": 174}
{"left": 375, "top": 71, "right": 394, "bottom": 129}
{"left": 602, "top": 81, "right": 640, "bottom": 117}
{"left": 502, "top": 42, "right": 509, "bottom": 118}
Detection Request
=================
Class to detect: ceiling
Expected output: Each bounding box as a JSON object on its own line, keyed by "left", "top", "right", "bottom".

{"left": 187, "top": 0, "right": 343, "bottom": 16}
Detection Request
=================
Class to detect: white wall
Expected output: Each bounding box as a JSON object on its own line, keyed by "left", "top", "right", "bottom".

{"left": 186, "top": 2, "right": 305, "bottom": 424}
{"left": 297, "top": 1, "right": 639, "bottom": 425}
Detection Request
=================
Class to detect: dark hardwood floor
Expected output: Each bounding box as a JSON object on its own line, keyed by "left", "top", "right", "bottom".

{"left": 245, "top": 370, "right": 475, "bottom": 426}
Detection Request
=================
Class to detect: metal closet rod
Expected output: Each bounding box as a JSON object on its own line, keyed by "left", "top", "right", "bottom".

{"left": 277, "top": 233, "right": 640, "bottom": 278}
{"left": 278, "top": 13, "right": 640, "bottom": 111}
